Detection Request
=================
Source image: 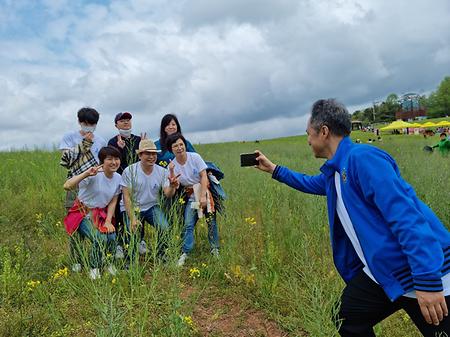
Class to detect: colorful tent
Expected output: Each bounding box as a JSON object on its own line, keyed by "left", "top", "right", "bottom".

{"left": 435, "top": 120, "right": 450, "bottom": 127}
{"left": 408, "top": 123, "right": 422, "bottom": 128}
{"left": 420, "top": 122, "right": 437, "bottom": 128}
{"left": 380, "top": 120, "right": 412, "bottom": 131}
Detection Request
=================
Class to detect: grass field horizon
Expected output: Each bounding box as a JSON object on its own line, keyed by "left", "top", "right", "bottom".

{"left": 1, "top": 129, "right": 450, "bottom": 336}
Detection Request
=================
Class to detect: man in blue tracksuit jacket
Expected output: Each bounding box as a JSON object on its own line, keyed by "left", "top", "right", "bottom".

{"left": 255, "top": 99, "right": 450, "bottom": 336}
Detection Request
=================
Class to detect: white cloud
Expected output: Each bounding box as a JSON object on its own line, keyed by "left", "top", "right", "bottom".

{"left": 0, "top": 0, "right": 449, "bottom": 151}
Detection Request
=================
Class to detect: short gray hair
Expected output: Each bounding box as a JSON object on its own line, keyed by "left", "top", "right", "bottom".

{"left": 310, "top": 99, "right": 351, "bottom": 137}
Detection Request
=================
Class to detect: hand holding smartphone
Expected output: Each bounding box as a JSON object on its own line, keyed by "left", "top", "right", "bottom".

{"left": 240, "top": 153, "right": 258, "bottom": 167}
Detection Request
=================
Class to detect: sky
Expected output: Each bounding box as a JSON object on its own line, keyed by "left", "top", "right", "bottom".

{"left": 0, "top": 0, "right": 449, "bottom": 151}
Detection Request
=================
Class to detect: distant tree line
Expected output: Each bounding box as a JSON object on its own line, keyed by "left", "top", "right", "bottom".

{"left": 352, "top": 76, "right": 450, "bottom": 124}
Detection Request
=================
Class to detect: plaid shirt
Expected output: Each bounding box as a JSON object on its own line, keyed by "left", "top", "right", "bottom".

{"left": 60, "top": 138, "right": 98, "bottom": 178}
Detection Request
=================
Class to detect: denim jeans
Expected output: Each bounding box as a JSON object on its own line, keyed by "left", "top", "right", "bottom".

{"left": 182, "top": 200, "right": 219, "bottom": 254}
{"left": 69, "top": 217, "right": 116, "bottom": 269}
{"left": 122, "top": 205, "right": 170, "bottom": 257}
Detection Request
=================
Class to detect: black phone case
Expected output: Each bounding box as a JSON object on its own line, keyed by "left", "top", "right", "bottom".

{"left": 240, "top": 153, "right": 258, "bottom": 167}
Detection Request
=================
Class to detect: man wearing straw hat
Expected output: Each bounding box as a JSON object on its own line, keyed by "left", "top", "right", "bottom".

{"left": 120, "top": 139, "right": 179, "bottom": 260}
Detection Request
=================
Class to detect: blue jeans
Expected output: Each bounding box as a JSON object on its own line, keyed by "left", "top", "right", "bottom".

{"left": 122, "top": 205, "right": 170, "bottom": 257}
{"left": 69, "top": 217, "right": 116, "bottom": 269}
{"left": 182, "top": 200, "right": 220, "bottom": 254}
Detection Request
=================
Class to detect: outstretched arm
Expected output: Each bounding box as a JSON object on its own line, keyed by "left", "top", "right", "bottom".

{"left": 255, "top": 150, "right": 326, "bottom": 195}
{"left": 63, "top": 165, "right": 102, "bottom": 190}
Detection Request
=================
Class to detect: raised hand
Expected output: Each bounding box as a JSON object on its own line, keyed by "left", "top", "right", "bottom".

{"left": 86, "top": 165, "right": 103, "bottom": 176}
{"left": 140, "top": 132, "right": 147, "bottom": 139}
{"left": 117, "top": 135, "right": 125, "bottom": 149}
{"left": 168, "top": 161, "right": 180, "bottom": 188}
{"left": 255, "top": 150, "right": 276, "bottom": 174}
{"left": 84, "top": 132, "right": 94, "bottom": 142}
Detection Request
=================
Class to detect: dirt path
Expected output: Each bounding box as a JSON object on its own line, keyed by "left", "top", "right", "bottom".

{"left": 182, "top": 286, "right": 308, "bottom": 337}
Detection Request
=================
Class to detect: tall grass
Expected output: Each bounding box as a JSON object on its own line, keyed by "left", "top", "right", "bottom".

{"left": 1, "top": 133, "right": 449, "bottom": 336}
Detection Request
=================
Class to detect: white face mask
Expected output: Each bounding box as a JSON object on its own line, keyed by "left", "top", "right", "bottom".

{"left": 118, "top": 128, "right": 132, "bottom": 137}
{"left": 81, "top": 125, "right": 96, "bottom": 133}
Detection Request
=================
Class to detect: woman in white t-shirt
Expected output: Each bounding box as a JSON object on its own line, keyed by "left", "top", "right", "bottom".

{"left": 166, "top": 133, "right": 220, "bottom": 267}
{"left": 63, "top": 146, "right": 122, "bottom": 280}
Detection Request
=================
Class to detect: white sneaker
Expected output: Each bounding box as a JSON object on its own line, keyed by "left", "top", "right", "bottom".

{"left": 211, "top": 248, "right": 220, "bottom": 257}
{"left": 177, "top": 253, "right": 188, "bottom": 267}
{"left": 115, "top": 245, "right": 124, "bottom": 259}
{"left": 107, "top": 264, "right": 117, "bottom": 276}
{"left": 139, "top": 240, "right": 148, "bottom": 255}
{"left": 89, "top": 268, "right": 101, "bottom": 280}
{"left": 71, "top": 263, "right": 81, "bottom": 273}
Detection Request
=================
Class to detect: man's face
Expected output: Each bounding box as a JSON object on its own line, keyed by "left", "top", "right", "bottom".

{"left": 116, "top": 118, "right": 132, "bottom": 130}
{"left": 139, "top": 151, "right": 157, "bottom": 166}
{"left": 306, "top": 120, "right": 327, "bottom": 158}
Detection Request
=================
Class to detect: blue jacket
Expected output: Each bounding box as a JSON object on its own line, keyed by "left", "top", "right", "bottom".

{"left": 154, "top": 138, "right": 196, "bottom": 168}
{"left": 272, "top": 136, "right": 450, "bottom": 301}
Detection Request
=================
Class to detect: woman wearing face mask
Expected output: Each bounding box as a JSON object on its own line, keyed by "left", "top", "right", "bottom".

{"left": 155, "top": 114, "right": 196, "bottom": 168}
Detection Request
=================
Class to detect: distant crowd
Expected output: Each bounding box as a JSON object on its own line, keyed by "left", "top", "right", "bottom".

{"left": 60, "top": 108, "right": 224, "bottom": 279}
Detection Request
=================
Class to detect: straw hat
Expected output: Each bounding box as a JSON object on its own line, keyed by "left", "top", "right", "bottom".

{"left": 136, "top": 139, "right": 161, "bottom": 154}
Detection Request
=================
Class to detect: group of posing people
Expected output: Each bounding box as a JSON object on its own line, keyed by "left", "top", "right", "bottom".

{"left": 59, "top": 108, "right": 222, "bottom": 279}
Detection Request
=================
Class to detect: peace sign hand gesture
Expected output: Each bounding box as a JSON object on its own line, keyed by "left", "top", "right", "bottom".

{"left": 86, "top": 165, "right": 103, "bottom": 177}
{"left": 168, "top": 161, "right": 180, "bottom": 189}
{"left": 117, "top": 135, "right": 125, "bottom": 149}
{"left": 140, "top": 132, "right": 147, "bottom": 140}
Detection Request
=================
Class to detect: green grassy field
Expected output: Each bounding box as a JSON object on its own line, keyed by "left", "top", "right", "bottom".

{"left": 1, "top": 131, "right": 449, "bottom": 336}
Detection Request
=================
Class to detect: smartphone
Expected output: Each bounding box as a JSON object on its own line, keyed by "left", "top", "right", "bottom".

{"left": 240, "top": 153, "right": 258, "bottom": 167}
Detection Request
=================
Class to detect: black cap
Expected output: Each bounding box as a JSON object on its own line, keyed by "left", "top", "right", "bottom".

{"left": 114, "top": 112, "right": 132, "bottom": 123}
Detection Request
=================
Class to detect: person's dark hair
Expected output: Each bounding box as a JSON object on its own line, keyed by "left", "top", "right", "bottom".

{"left": 160, "top": 114, "right": 182, "bottom": 151}
{"left": 98, "top": 146, "right": 121, "bottom": 164}
{"left": 309, "top": 99, "right": 351, "bottom": 137}
{"left": 440, "top": 132, "right": 447, "bottom": 138}
{"left": 77, "top": 107, "right": 100, "bottom": 124}
{"left": 166, "top": 133, "right": 187, "bottom": 153}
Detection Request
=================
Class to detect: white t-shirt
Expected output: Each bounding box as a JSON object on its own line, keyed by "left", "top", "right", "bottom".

{"left": 59, "top": 131, "right": 106, "bottom": 163}
{"left": 120, "top": 162, "right": 170, "bottom": 212}
{"left": 334, "top": 172, "right": 450, "bottom": 298}
{"left": 78, "top": 172, "right": 122, "bottom": 209}
{"left": 172, "top": 152, "right": 207, "bottom": 187}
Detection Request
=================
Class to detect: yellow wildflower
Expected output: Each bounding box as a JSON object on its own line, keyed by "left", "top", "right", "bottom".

{"left": 35, "top": 213, "right": 43, "bottom": 225}
{"left": 231, "top": 265, "right": 242, "bottom": 278}
{"left": 112, "top": 278, "right": 117, "bottom": 285}
{"left": 182, "top": 315, "right": 195, "bottom": 329}
{"left": 178, "top": 197, "right": 185, "bottom": 205}
{"left": 189, "top": 267, "right": 200, "bottom": 279}
{"left": 245, "top": 273, "right": 256, "bottom": 286}
{"left": 106, "top": 253, "right": 112, "bottom": 258}
{"left": 26, "top": 280, "right": 41, "bottom": 291}
{"left": 244, "top": 217, "right": 257, "bottom": 225}
{"left": 52, "top": 267, "right": 69, "bottom": 280}
{"left": 133, "top": 206, "right": 141, "bottom": 213}
{"left": 201, "top": 263, "right": 207, "bottom": 268}
{"left": 55, "top": 221, "right": 62, "bottom": 227}
{"left": 402, "top": 313, "right": 410, "bottom": 322}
